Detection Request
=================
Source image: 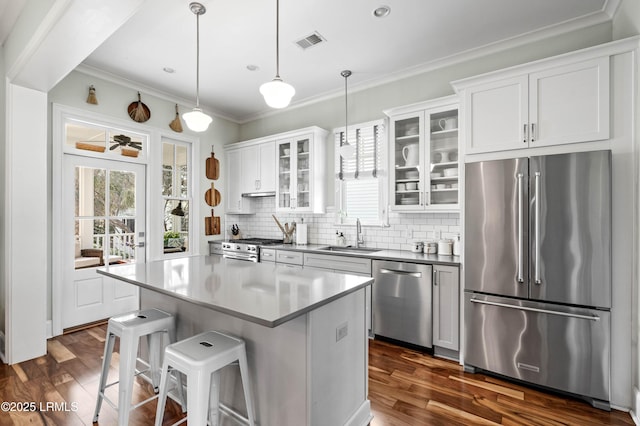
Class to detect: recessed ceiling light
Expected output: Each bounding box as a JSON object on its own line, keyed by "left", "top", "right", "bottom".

{"left": 163, "top": 67, "right": 175, "bottom": 74}
{"left": 373, "top": 5, "right": 390, "bottom": 18}
{"left": 246, "top": 64, "right": 260, "bottom": 71}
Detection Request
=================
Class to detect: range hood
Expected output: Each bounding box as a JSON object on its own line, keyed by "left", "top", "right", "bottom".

{"left": 242, "top": 191, "right": 276, "bottom": 198}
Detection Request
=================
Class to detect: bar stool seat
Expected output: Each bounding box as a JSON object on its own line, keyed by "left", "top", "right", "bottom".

{"left": 155, "top": 331, "right": 256, "bottom": 426}
{"left": 92, "top": 308, "right": 185, "bottom": 425}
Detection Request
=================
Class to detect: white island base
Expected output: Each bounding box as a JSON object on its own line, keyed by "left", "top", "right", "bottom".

{"left": 141, "top": 286, "right": 371, "bottom": 426}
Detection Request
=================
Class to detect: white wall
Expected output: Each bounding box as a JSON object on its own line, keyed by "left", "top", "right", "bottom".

{"left": 48, "top": 70, "right": 240, "bottom": 323}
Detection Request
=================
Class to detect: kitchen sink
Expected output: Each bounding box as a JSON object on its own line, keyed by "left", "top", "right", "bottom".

{"left": 317, "top": 246, "right": 381, "bottom": 254}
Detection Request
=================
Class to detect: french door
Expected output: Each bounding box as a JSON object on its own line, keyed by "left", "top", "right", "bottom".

{"left": 62, "top": 155, "right": 146, "bottom": 329}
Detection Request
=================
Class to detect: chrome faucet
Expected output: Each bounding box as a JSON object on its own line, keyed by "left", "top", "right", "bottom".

{"left": 356, "top": 218, "right": 364, "bottom": 248}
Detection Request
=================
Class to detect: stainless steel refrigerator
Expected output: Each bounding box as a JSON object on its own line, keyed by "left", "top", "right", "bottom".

{"left": 464, "top": 150, "right": 611, "bottom": 409}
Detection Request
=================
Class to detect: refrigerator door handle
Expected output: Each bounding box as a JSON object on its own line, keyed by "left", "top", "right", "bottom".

{"left": 534, "top": 171, "right": 542, "bottom": 284}
{"left": 470, "top": 298, "right": 600, "bottom": 321}
{"left": 379, "top": 268, "right": 422, "bottom": 278}
{"left": 517, "top": 172, "right": 524, "bottom": 283}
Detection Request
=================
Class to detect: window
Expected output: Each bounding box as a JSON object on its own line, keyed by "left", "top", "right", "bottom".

{"left": 334, "top": 120, "right": 387, "bottom": 225}
{"left": 162, "top": 139, "right": 191, "bottom": 254}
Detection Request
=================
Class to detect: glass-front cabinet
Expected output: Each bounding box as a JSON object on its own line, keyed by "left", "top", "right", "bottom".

{"left": 276, "top": 128, "right": 327, "bottom": 213}
{"left": 385, "top": 96, "right": 459, "bottom": 212}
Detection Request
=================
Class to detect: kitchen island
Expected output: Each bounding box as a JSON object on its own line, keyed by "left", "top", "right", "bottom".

{"left": 97, "top": 255, "right": 373, "bottom": 426}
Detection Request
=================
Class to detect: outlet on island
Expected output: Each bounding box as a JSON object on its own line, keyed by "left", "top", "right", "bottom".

{"left": 336, "top": 322, "right": 349, "bottom": 342}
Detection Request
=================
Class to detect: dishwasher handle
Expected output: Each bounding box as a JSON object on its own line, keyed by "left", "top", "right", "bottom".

{"left": 379, "top": 268, "right": 422, "bottom": 278}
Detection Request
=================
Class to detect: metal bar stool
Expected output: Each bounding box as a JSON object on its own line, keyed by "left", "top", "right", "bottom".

{"left": 93, "top": 308, "right": 185, "bottom": 425}
{"left": 155, "top": 331, "right": 256, "bottom": 426}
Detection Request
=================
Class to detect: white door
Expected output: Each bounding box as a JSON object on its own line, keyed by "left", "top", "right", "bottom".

{"left": 62, "top": 155, "right": 145, "bottom": 329}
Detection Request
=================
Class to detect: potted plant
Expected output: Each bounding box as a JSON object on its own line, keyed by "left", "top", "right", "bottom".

{"left": 163, "top": 231, "right": 184, "bottom": 248}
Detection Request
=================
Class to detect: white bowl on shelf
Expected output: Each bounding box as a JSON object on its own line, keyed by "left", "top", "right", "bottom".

{"left": 430, "top": 172, "right": 442, "bottom": 179}
{"left": 405, "top": 182, "right": 417, "bottom": 190}
{"left": 443, "top": 168, "right": 458, "bottom": 177}
{"left": 405, "top": 170, "right": 419, "bottom": 179}
{"left": 396, "top": 183, "right": 406, "bottom": 191}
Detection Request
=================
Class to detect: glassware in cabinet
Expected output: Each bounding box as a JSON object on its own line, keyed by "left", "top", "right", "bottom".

{"left": 428, "top": 108, "right": 459, "bottom": 206}
{"left": 391, "top": 114, "right": 424, "bottom": 209}
{"left": 278, "top": 141, "right": 291, "bottom": 208}
{"left": 295, "top": 138, "right": 310, "bottom": 209}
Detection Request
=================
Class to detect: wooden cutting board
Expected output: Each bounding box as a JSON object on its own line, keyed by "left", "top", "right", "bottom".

{"left": 204, "top": 182, "right": 221, "bottom": 206}
{"left": 205, "top": 209, "right": 220, "bottom": 235}
{"left": 206, "top": 147, "right": 219, "bottom": 180}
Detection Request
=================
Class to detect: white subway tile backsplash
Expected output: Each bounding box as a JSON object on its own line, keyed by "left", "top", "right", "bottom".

{"left": 223, "top": 197, "right": 460, "bottom": 248}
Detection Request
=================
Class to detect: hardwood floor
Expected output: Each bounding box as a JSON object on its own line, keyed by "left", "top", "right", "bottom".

{"left": 368, "top": 339, "right": 634, "bottom": 426}
{"left": 0, "top": 326, "right": 634, "bottom": 425}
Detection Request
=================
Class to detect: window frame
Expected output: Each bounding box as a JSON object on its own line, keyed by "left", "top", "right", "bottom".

{"left": 334, "top": 119, "right": 388, "bottom": 227}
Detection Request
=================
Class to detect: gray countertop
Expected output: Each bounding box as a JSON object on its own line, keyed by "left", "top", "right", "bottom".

{"left": 98, "top": 255, "right": 373, "bottom": 328}
{"left": 260, "top": 243, "right": 461, "bottom": 266}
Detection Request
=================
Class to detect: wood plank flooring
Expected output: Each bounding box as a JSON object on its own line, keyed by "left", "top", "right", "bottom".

{"left": 0, "top": 326, "right": 634, "bottom": 425}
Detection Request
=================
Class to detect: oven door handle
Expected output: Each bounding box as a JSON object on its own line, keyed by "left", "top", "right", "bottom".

{"left": 223, "top": 253, "right": 258, "bottom": 262}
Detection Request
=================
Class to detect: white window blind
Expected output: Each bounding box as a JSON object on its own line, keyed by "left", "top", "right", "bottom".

{"left": 334, "top": 120, "right": 386, "bottom": 225}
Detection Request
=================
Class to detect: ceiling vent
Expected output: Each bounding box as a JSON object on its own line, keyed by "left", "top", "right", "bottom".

{"left": 295, "top": 31, "right": 326, "bottom": 50}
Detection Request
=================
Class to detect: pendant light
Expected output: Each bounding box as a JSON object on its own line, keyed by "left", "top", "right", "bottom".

{"left": 339, "top": 70, "right": 356, "bottom": 158}
{"left": 171, "top": 201, "right": 186, "bottom": 217}
{"left": 183, "top": 2, "right": 213, "bottom": 132}
{"left": 260, "top": 0, "right": 295, "bottom": 108}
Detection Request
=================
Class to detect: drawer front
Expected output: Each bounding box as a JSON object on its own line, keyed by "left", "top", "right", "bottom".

{"left": 464, "top": 292, "right": 610, "bottom": 402}
{"left": 260, "top": 248, "right": 276, "bottom": 262}
{"left": 303, "top": 253, "right": 371, "bottom": 275}
{"left": 276, "top": 250, "right": 304, "bottom": 265}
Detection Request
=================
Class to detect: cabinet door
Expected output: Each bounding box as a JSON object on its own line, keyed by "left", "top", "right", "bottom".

{"left": 226, "top": 150, "right": 252, "bottom": 213}
{"left": 241, "top": 145, "right": 259, "bottom": 193}
{"left": 433, "top": 265, "right": 459, "bottom": 351}
{"left": 293, "top": 135, "right": 312, "bottom": 210}
{"left": 389, "top": 111, "right": 425, "bottom": 211}
{"left": 529, "top": 57, "right": 609, "bottom": 148}
{"left": 258, "top": 141, "right": 276, "bottom": 192}
{"left": 464, "top": 75, "right": 528, "bottom": 154}
{"left": 426, "top": 106, "right": 459, "bottom": 209}
{"left": 276, "top": 140, "right": 294, "bottom": 210}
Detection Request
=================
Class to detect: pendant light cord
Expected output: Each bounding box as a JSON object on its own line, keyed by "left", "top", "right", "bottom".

{"left": 195, "top": 11, "right": 201, "bottom": 108}
{"left": 275, "top": 0, "right": 281, "bottom": 79}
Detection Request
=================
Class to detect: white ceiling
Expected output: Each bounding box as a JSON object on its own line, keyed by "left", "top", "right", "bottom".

{"left": 3, "top": 0, "right": 616, "bottom": 122}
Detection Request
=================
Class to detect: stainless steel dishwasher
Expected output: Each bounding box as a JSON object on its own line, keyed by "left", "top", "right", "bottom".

{"left": 372, "top": 260, "right": 433, "bottom": 348}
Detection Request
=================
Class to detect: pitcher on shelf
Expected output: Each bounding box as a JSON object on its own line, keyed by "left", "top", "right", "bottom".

{"left": 402, "top": 143, "right": 419, "bottom": 166}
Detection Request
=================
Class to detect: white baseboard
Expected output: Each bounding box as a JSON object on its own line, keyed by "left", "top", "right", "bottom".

{"left": 631, "top": 387, "right": 640, "bottom": 425}
{"left": 345, "top": 400, "right": 372, "bottom": 426}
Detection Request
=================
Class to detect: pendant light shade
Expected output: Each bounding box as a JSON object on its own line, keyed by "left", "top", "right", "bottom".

{"left": 260, "top": 78, "right": 295, "bottom": 109}
{"left": 261, "top": 0, "right": 295, "bottom": 108}
{"left": 339, "top": 70, "right": 355, "bottom": 158}
{"left": 171, "top": 201, "right": 185, "bottom": 217}
{"left": 184, "top": 2, "right": 212, "bottom": 132}
{"left": 183, "top": 108, "right": 212, "bottom": 132}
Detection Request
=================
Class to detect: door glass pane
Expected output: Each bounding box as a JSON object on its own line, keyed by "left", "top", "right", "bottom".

{"left": 278, "top": 143, "right": 291, "bottom": 208}
{"left": 109, "top": 170, "right": 136, "bottom": 216}
{"left": 107, "top": 131, "right": 144, "bottom": 156}
{"left": 393, "top": 117, "right": 420, "bottom": 207}
{"left": 109, "top": 218, "right": 136, "bottom": 264}
{"left": 67, "top": 123, "right": 107, "bottom": 152}
{"left": 164, "top": 200, "right": 189, "bottom": 253}
{"left": 74, "top": 219, "right": 105, "bottom": 269}
{"left": 75, "top": 167, "right": 105, "bottom": 217}
{"left": 429, "top": 109, "right": 459, "bottom": 205}
{"left": 296, "top": 139, "right": 310, "bottom": 208}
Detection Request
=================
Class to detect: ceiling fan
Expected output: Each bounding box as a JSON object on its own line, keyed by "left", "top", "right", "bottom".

{"left": 109, "top": 134, "right": 142, "bottom": 150}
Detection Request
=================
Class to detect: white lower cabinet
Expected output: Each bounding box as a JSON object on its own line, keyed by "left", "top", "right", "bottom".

{"left": 432, "top": 264, "right": 460, "bottom": 352}
{"left": 275, "top": 250, "right": 304, "bottom": 266}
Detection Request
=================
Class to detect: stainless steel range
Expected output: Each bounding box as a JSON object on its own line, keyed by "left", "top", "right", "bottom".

{"left": 221, "top": 238, "right": 283, "bottom": 262}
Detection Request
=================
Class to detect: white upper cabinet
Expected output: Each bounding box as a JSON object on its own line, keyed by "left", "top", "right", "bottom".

{"left": 241, "top": 141, "right": 276, "bottom": 194}
{"left": 225, "top": 149, "right": 253, "bottom": 214}
{"left": 384, "top": 96, "right": 460, "bottom": 212}
{"left": 458, "top": 56, "right": 610, "bottom": 155}
{"left": 275, "top": 128, "right": 327, "bottom": 213}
